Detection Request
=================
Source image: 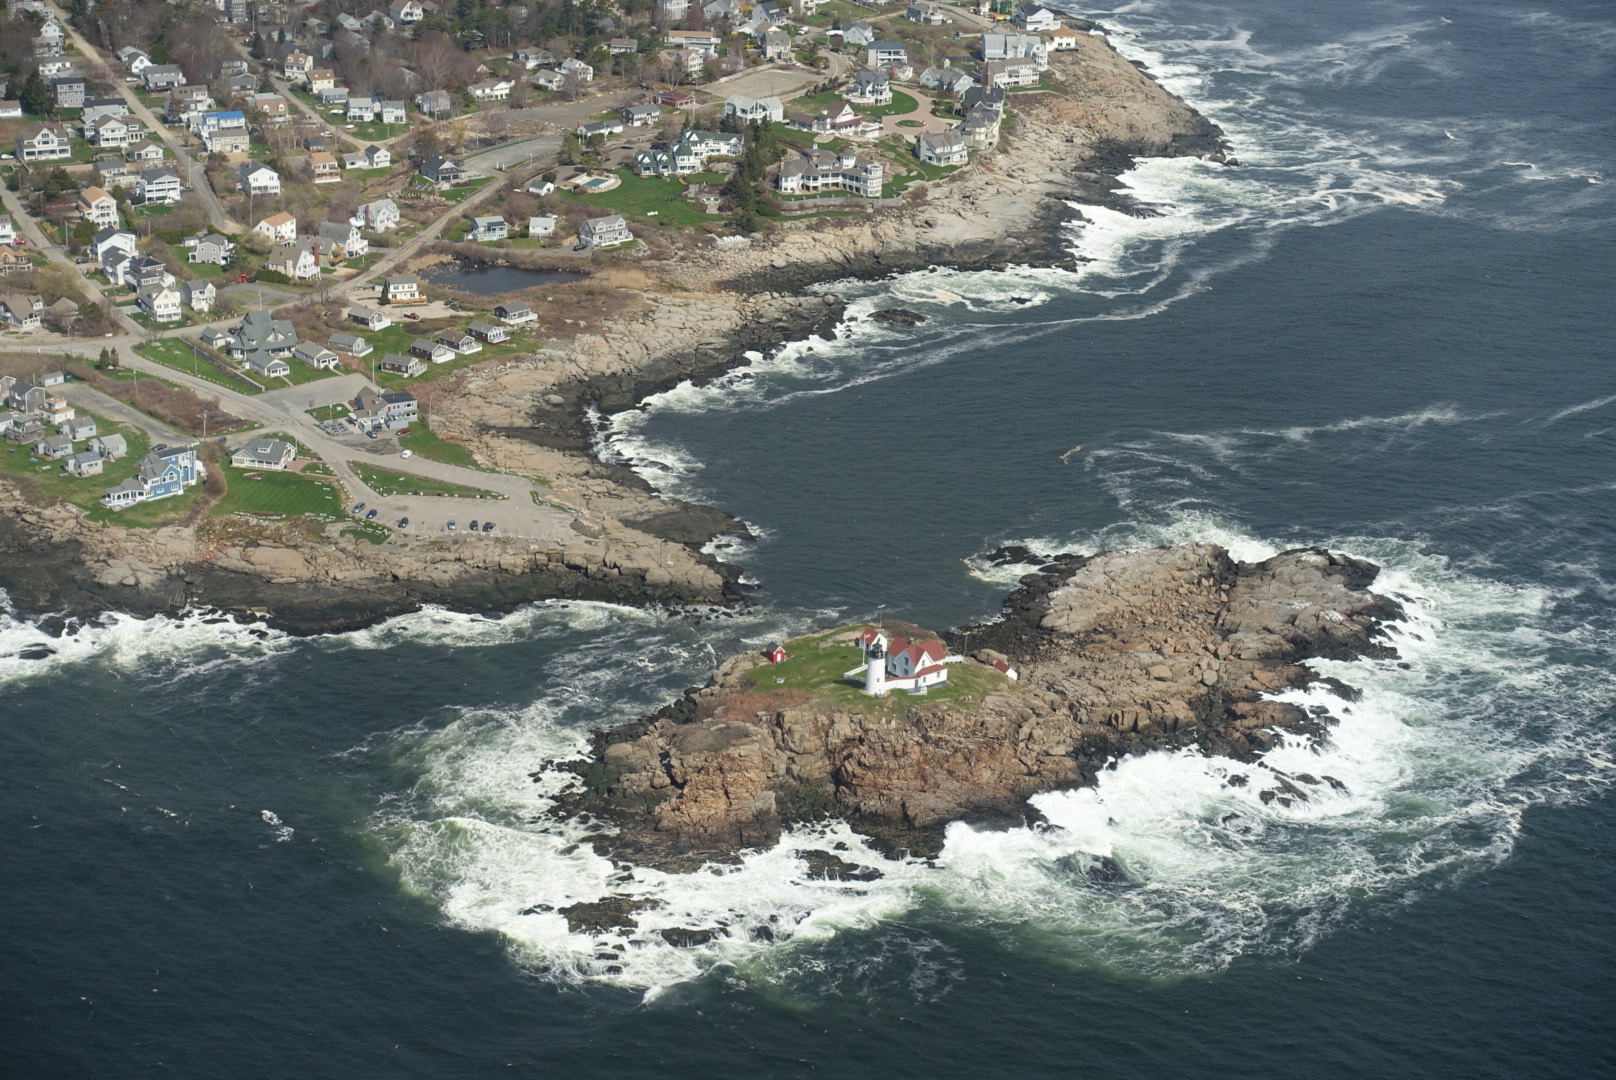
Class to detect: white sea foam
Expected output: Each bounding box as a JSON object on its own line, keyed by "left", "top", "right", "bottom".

{"left": 0, "top": 599, "right": 292, "bottom": 688}
{"left": 374, "top": 514, "right": 1615, "bottom": 993}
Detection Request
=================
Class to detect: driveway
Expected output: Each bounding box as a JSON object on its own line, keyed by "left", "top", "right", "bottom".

{"left": 878, "top": 87, "right": 957, "bottom": 137}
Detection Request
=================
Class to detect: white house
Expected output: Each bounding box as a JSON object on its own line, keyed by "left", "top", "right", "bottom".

{"left": 136, "top": 167, "right": 183, "bottom": 205}
{"left": 849, "top": 630, "right": 953, "bottom": 696}
{"left": 528, "top": 215, "right": 557, "bottom": 238}
{"left": 347, "top": 306, "right": 392, "bottom": 330}
{"left": 137, "top": 283, "right": 183, "bottom": 322}
{"left": 65, "top": 451, "right": 104, "bottom": 477}
{"left": 230, "top": 437, "right": 295, "bottom": 470}
{"left": 255, "top": 212, "right": 297, "bottom": 244}
{"left": 383, "top": 275, "right": 419, "bottom": 303}
{"left": 362, "top": 198, "right": 400, "bottom": 231}
{"left": 493, "top": 301, "right": 536, "bottom": 324}
{"left": 265, "top": 241, "right": 320, "bottom": 281}
{"left": 242, "top": 352, "right": 291, "bottom": 378}
{"left": 468, "top": 77, "right": 514, "bottom": 102}
{"left": 470, "top": 215, "right": 507, "bottom": 242}
{"left": 181, "top": 278, "right": 215, "bottom": 313}
{"left": 724, "top": 94, "right": 783, "bottom": 124}
{"left": 347, "top": 96, "right": 376, "bottom": 122}
{"left": 579, "top": 214, "right": 632, "bottom": 249}
{"left": 845, "top": 68, "right": 891, "bottom": 106}
{"left": 329, "top": 332, "right": 372, "bottom": 357}
{"left": 292, "top": 342, "right": 340, "bottom": 370}
{"left": 342, "top": 144, "right": 390, "bottom": 170}
{"left": 1013, "top": 3, "right": 1060, "bottom": 32}
{"left": 318, "top": 220, "right": 368, "bottom": 258}
{"left": 237, "top": 162, "right": 282, "bottom": 197}
{"left": 916, "top": 129, "right": 969, "bottom": 166}
{"left": 76, "top": 186, "right": 119, "bottom": 228}
{"left": 90, "top": 434, "right": 128, "bottom": 460}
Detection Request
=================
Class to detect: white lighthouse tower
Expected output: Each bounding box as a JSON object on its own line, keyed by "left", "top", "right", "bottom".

{"left": 863, "top": 632, "right": 887, "bottom": 697}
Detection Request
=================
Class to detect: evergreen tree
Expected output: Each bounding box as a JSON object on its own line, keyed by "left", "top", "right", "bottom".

{"left": 19, "top": 70, "right": 50, "bottom": 116}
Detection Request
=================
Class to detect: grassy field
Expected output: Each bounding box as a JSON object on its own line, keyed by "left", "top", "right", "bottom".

{"left": 136, "top": 339, "right": 264, "bottom": 395}
{"left": 729, "top": 625, "right": 1011, "bottom": 717}
{"left": 348, "top": 121, "right": 406, "bottom": 142}
{"left": 352, "top": 463, "right": 504, "bottom": 499}
{"left": 306, "top": 403, "right": 348, "bottom": 422}
{"left": 560, "top": 168, "right": 712, "bottom": 226}
{"left": 211, "top": 463, "right": 343, "bottom": 518}
{"left": 269, "top": 358, "right": 340, "bottom": 387}
{"left": 1, "top": 407, "right": 149, "bottom": 519}
{"left": 440, "top": 178, "right": 494, "bottom": 204}
{"left": 341, "top": 520, "right": 392, "bottom": 544}
{"left": 355, "top": 321, "right": 534, "bottom": 391}
{"left": 858, "top": 90, "right": 921, "bottom": 118}
{"left": 342, "top": 166, "right": 393, "bottom": 183}
{"left": 395, "top": 418, "right": 483, "bottom": 470}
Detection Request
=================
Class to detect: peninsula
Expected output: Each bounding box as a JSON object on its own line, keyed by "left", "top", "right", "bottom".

{"left": 0, "top": 2, "right": 1222, "bottom": 632}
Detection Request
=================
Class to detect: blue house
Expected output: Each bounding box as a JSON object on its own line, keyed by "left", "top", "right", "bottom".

{"left": 101, "top": 445, "right": 203, "bottom": 509}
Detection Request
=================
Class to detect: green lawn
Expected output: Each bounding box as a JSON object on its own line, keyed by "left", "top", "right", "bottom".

{"left": 352, "top": 462, "right": 504, "bottom": 499}
{"left": 306, "top": 403, "right": 348, "bottom": 421}
{"left": 731, "top": 625, "right": 1011, "bottom": 717}
{"left": 267, "top": 359, "right": 340, "bottom": 388}
{"left": 2, "top": 407, "right": 149, "bottom": 520}
{"left": 211, "top": 463, "right": 343, "bottom": 518}
{"left": 858, "top": 90, "right": 921, "bottom": 118}
{"left": 349, "top": 121, "right": 406, "bottom": 142}
{"left": 773, "top": 124, "right": 820, "bottom": 147}
{"left": 560, "top": 168, "right": 713, "bottom": 226}
{"left": 137, "top": 339, "right": 263, "bottom": 395}
{"left": 395, "top": 418, "right": 483, "bottom": 470}
{"left": 342, "top": 165, "right": 393, "bottom": 182}
{"left": 439, "top": 178, "right": 494, "bottom": 204}
{"left": 352, "top": 320, "right": 535, "bottom": 391}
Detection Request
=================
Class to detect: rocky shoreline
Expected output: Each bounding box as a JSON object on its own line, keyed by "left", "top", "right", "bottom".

{"left": 546, "top": 543, "right": 1402, "bottom": 874}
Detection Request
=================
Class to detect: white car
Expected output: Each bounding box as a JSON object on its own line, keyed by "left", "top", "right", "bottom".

{"left": 400, "top": 449, "right": 413, "bottom": 458}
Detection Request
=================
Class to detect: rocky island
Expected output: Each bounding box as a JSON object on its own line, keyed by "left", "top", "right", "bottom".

{"left": 553, "top": 543, "right": 1402, "bottom": 875}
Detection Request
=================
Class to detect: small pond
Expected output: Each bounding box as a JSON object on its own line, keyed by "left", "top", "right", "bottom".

{"left": 426, "top": 263, "right": 583, "bottom": 296}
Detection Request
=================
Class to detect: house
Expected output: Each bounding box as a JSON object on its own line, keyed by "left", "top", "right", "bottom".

{"left": 493, "top": 301, "right": 536, "bottom": 324}
{"left": 76, "top": 187, "right": 119, "bottom": 228}
{"left": 867, "top": 40, "right": 909, "bottom": 70}
{"left": 222, "top": 58, "right": 250, "bottom": 77}
{"left": 468, "top": 78, "right": 513, "bottom": 102}
{"left": 198, "top": 109, "right": 248, "bottom": 134}
{"left": 251, "top": 94, "right": 290, "bottom": 122}
{"left": 418, "top": 156, "right": 466, "bottom": 187}
{"left": 66, "top": 449, "right": 106, "bottom": 477}
{"left": 633, "top": 130, "right": 742, "bottom": 177}
{"left": 467, "top": 320, "right": 509, "bottom": 344}
{"left": 342, "top": 144, "right": 390, "bottom": 170}
{"left": 961, "top": 104, "right": 1002, "bottom": 150}
{"left": 383, "top": 275, "right": 419, "bottom": 303}
{"left": 510, "top": 49, "right": 556, "bottom": 70}
{"left": 4, "top": 417, "right": 45, "bottom": 443}
{"left": 40, "top": 371, "right": 68, "bottom": 388}
{"left": 379, "top": 100, "right": 407, "bottom": 124}
{"left": 842, "top": 22, "right": 877, "bottom": 46}
{"left": 776, "top": 146, "right": 885, "bottom": 197}
{"left": 34, "top": 433, "right": 72, "bottom": 459}
{"left": 854, "top": 630, "right": 951, "bottom": 696}
{"left": 905, "top": 1, "right": 951, "bottom": 23}
{"left": 241, "top": 351, "right": 292, "bottom": 377}
{"left": 916, "top": 129, "right": 969, "bottom": 166}
{"left": 116, "top": 46, "right": 150, "bottom": 70}
{"left": 126, "top": 256, "right": 174, "bottom": 292}
{"left": 100, "top": 446, "right": 203, "bottom": 508}
{"left": 41, "top": 396, "right": 72, "bottom": 424}
{"left": 4, "top": 379, "right": 44, "bottom": 413}
{"left": 961, "top": 84, "right": 1008, "bottom": 114}
{"left": 377, "top": 353, "right": 425, "bottom": 378}
{"left": 578, "top": 214, "right": 632, "bottom": 249}
{"left": 1013, "top": 3, "right": 1060, "bottom": 32}
{"left": 347, "top": 96, "right": 377, "bottom": 122}
{"left": 230, "top": 309, "right": 298, "bottom": 357}
{"left": 1046, "top": 25, "right": 1082, "bottom": 51}
{"left": 135, "top": 168, "right": 182, "bottom": 205}
{"left": 50, "top": 75, "right": 86, "bottom": 109}
{"left": 437, "top": 330, "right": 480, "bottom": 354}
{"left": 93, "top": 157, "right": 134, "bottom": 189}
{"left": 527, "top": 215, "right": 556, "bottom": 238}
{"left": 665, "top": 27, "right": 722, "bottom": 49}
{"left": 388, "top": 0, "right": 425, "bottom": 23}
{"left": 237, "top": 162, "right": 282, "bottom": 196}
{"left": 201, "top": 127, "right": 249, "bottom": 155}
{"left": 90, "top": 434, "right": 128, "bottom": 460}
{"left": 230, "top": 437, "right": 296, "bottom": 470}
{"left": 319, "top": 220, "right": 368, "bottom": 257}
{"left": 189, "top": 234, "right": 235, "bottom": 266}
{"left": 255, "top": 212, "right": 298, "bottom": 244}
{"left": 470, "top": 215, "right": 507, "bottom": 242}
{"left": 920, "top": 65, "right": 977, "bottom": 97}
{"left": 137, "top": 284, "right": 183, "bottom": 322}
{"left": 576, "top": 119, "right": 624, "bottom": 139}
{"left": 82, "top": 98, "right": 131, "bottom": 123}
{"left": 265, "top": 239, "right": 320, "bottom": 280}
{"left": 983, "top": 57, "right": 1041, "bottom": 87}
{"left": 305, "top": 69, "right": 336, "bottom": 93}
{"left": 16, "top": 123, "right": 71, "bottom": 163}
{"left": 762, "top": 30, "right": 792, "bottom": 60}
{"left": 228, "top": 73, "right": 258, "bottom": 94}
{"left": 531, "top": 69, "right": 565, "bottom": 92}
{"left": 100, "top": 249, "right": 133, "bottom": 286}
{"left": 351, "top": 387, "right": 419, "bottom": 430}
{"left": 329, "top": 332, "right": 372, "bottom": 357}
{"left": 724, "top": 94, "right": 783, "bottom": 124}
{"left": 288, "top": 342, "right": 339, "bottom": 371}
{"left": 281, "top": 52, "right": 313, "bottom": 79}
{"left": 59, "top": 417, "right": 96, "bottom": 441}
{"left": 409, "top": 338, "right": 454, "bottom": 363}
{"left": 414, "top": 89, "right": 454, "bottom": 117}
{"left": 348, "top": 306, "right": 392, "bottom": 330}
{"left": 124, "top": 140, "right": 167, "bottom": 163}
{"left": 559, "top": 57, "right": 594, "bottom": 81}
{"left": 308, "top": 152, "right": 341, "bottom": 184}
{"left": 845, "top": 68, "right": 892, "bottom": 106}
{"left": 701, "top": 0, "right": 739, "bottom": 19}
{"left": 0, "top": 295, "right": 43, "bottom": 329}
{"left": 652, "top": 91, "right": 695, "bottom": 109}
{"left": 86, "top": 114, "right": 145, "bottom": 150}
{"left": 982, "top": 32, "right": 1049, "bottom": 69}
{"left": 181, "top": 278, "right": 215, "bottom": 313}
{"left": 764, "top": 643, "right": 787, "bottom": 664}
{"left": 362, "top": 198, "right": 400, "bottom": 231}
{"left": 141, "top": 64, "right": 185, "bottom": 90}
{"left": 37, "top": 58, "right": 78, "bottom": 79}
{"left": 0, "top": 214, "right": 12, "bottom": 245}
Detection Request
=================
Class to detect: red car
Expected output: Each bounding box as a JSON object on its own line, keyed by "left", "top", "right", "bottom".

{"left": 402, "top": 311, "right": 420, "bottom": 320}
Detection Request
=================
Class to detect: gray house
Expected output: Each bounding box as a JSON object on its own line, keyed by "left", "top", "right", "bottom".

{"left": 90, "top": 433, "right": 128, "bottom": 459}
{"left": 230, "top": 437, "right": 295, "bottom": 470}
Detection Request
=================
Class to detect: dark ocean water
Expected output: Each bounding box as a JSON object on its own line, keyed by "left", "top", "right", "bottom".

{"left": 5, "top": 1, "right": 1616, "bottom": 1076}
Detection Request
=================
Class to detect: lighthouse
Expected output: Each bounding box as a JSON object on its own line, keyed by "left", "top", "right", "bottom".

{"left": 864, "top": 634, "right": 887, "bottom": 697}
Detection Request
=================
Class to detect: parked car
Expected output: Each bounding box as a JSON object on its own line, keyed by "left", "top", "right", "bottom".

{"left": 447, "top": 520, "right": 457, "bottom": 531}
{"left": 400, "top": 449, "right": 413, "bottom": 459}
{"left": 469, "top": 520, "right": 479, "bottom": 532}
{"left": 351, "top": 502, "right": 365, "bottom": 512}
{"left": 366, "top": 509, "right": 378, "bottom": 519}
{"left": 402, "top": 312, "right": 420, "bottom": 320}
{"left": 481, "top": 521, "right": 494, "bottom": 533}
{"left": 396, "top": 517, "right": 408, "bottom": 528}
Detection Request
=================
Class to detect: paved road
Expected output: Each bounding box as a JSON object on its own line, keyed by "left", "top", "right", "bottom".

{"left": 56, "top": 381, "right": 184, "bottom": 444}
{"left": 465, "top": 133, "right": 561, "bottom": 173}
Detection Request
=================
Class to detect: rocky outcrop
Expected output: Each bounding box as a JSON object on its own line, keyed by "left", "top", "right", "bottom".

{"left": 554, "top": 545, "right": 1400, "bottom": 869}
{"left": 0, "top": 481, "right": 731, "bottom": 635}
